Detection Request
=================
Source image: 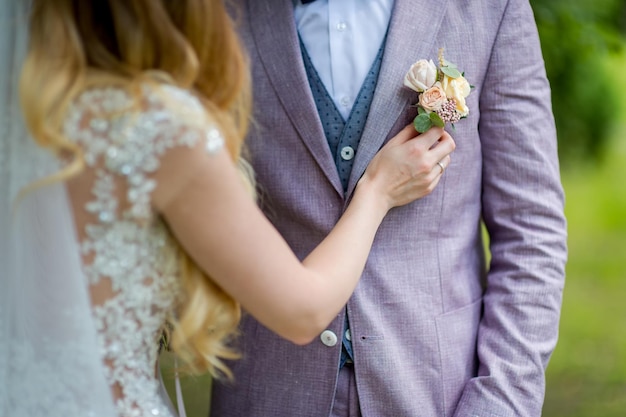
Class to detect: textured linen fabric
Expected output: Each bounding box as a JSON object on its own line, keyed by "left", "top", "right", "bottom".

{"left": 211, "top": 1, "right": 567, "bottom": 416}
{"left": 330, "top": 366, "right": 361, "bottom": 417}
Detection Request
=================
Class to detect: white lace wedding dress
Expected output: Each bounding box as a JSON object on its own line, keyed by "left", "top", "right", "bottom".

{"left": 60, "top": 84, "right": 223, "bottom": 417}
{"left": 0, "top": 1, "right": 227, "bottom": 413}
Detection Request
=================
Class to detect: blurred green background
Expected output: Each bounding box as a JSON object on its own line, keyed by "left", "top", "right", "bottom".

{"left": 532, "top": 0, "right": 626, "bottom": 415}
{"left": 164, "top": 2, "right": 626, "bottom": 416}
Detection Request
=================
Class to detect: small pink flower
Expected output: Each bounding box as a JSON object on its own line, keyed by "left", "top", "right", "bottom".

{"left": 436, "top": 99, "right": 462, "bottom": 123}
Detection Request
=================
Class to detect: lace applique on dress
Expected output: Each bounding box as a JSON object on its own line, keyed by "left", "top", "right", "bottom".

{"left": 63, "top": 85, "right": 224, "bottom": 417}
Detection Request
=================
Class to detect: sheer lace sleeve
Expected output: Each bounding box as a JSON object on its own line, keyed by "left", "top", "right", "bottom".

{"left": 64, "top": 85, "right": 224, "bottom": 224}
{"left": 62, "top": 84, "right": 224, "bottom": 417}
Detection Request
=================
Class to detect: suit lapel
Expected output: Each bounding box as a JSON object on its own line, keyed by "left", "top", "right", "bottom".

{"left": 247, "top": 0, "right": 344, "bottom": 196}
{"left": 346, "top": 0, "right": 450, "bottom": 197}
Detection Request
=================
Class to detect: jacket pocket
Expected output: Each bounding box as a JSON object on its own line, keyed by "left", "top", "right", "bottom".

{"left": 435, "top": 298, "right": 483, "bottom": 416}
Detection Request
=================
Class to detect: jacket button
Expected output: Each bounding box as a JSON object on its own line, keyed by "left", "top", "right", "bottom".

{"left": 320, "top": 330, "right": 338, "bottom": 347}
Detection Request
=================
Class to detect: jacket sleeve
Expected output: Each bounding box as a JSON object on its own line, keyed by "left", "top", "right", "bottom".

{"left": 453, "top": 0, "right": 568, "bottom": 415}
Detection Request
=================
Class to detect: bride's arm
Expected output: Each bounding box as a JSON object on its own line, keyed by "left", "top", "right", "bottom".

{"left": 153, "top": 125, "right": 454, "bottom": 345}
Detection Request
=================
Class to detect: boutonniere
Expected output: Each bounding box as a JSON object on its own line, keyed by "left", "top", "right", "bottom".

{"left": 403, "top": 48, "right": 472, "bottom": 133}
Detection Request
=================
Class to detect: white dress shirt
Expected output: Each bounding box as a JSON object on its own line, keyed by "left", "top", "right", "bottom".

{"left": 295, "top": 0, "right": 394, "bottom": 121}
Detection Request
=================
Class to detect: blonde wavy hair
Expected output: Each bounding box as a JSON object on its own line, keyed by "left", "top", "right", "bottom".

{"left": 21, "top": 0, "right": 252, "bottom": 378}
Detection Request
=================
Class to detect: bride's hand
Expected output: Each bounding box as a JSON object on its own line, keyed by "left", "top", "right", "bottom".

{"left": 357, "top": 125, "right": 456, "bottom": 211}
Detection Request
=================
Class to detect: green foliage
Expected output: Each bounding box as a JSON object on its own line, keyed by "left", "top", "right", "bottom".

{"left": 414, "top": 112, "right": 432, "bottom": 133}
{"left": 429, "top": 111, "right": 444, "bottom": 128}
{"left": 542, "top": 47, "right": 626, "bottom": 416}
{"left": 414, "top": 107, "right": 445, "bottom": 132}
{"left": 441, "top": 65, "right": 461, "bottom": 79}
{"left": 543, "top": 133, "right": 626, "bottom": 417}
{"left": 530, "top": 0, "right": 626, "bottom": 168}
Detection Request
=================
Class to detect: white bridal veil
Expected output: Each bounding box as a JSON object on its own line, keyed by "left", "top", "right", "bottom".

{"left": 0, "top": 1, "right": 116, "bottom": 415}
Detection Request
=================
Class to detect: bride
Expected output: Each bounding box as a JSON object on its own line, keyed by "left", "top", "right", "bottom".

{"left": 0, "top": 0, "right": 455, "bottom": 416}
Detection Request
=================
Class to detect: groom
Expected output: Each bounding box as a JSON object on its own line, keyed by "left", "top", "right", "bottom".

{"left": 212, "top": 0, "right": 567, "bottom": 416}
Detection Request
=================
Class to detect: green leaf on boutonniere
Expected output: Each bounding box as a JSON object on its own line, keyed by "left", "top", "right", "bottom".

{"left": 417, "top": 106, "right": 427, "bottom": 115}
{"left": 443, "top": 60, "right": 457, "bottom": 69}
{"left": 429, "top": 111, "right": 445, "bottom": 128}
{"left": 441, "top": 66, "right": 462, "bottom": 78}
{"left": 413, "top": 113, "right": 432, "bottom": 133}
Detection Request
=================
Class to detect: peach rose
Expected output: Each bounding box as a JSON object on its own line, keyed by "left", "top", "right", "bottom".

{"left": 418, "top": 82, "right": 447, "bottom": 112}
{"left": 404, "top": 59, "right": 437, "bottom": 93}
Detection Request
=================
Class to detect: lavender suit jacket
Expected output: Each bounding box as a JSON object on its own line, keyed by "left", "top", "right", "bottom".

{"left": 211, "top": 0, "right": 568, "bottom": 416}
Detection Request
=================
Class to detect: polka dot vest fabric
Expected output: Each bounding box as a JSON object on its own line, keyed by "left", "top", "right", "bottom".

{"left": 300, "top": 37, "right": 386, "bottom": 192}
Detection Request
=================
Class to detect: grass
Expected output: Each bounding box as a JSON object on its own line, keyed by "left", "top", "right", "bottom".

{"left": 542, "top": 124, "right": 626, "bottom": 416}
{"left": 160, "top": 351, "right": 212, "bottom": 417}
{"left": 542, "top": 48, "right": 626, "bottom": 416}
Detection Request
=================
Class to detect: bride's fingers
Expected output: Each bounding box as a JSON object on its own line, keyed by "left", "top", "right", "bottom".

{"left": 431, "top": 154, "right": 452, "bottom": 177}
{"left": 386, "top": 124, "right": 421, "bottom": 146}
{"left": 428, "top": 133, "right": 455, "bottom": 162}
{"left": 418, "top": 127, "right": 446, "bottom": 149}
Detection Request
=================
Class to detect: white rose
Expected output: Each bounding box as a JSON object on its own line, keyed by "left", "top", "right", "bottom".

{"left": 419, "top": 82, "right": 446, "bottom": 112}
{"left": 442, "top": 74, "right": 471, "bottom": 116}
{"left": 404, "top": 59, "right": 437, "bottom": 93}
